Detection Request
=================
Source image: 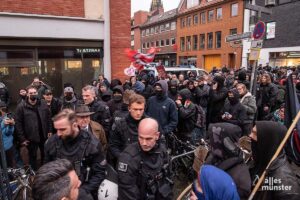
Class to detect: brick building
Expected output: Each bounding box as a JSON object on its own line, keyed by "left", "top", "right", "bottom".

{"left": 0, "top": 0, "right": 130, "bottom": 103}
{"left": 140, "top": 9, "right": 178, "bottom": 67}
{"left": 177, "top": 0, "right": 244, "bottom": 72}
{"left": 131, "top": 11, "right": 149, "bottom": 51}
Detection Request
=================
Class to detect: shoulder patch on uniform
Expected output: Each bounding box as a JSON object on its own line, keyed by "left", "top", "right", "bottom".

{"left": 118, "top": 162, "right": 128, "bottom": 172}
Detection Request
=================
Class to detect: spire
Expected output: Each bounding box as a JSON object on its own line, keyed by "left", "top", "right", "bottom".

{"left": 150, "top": 0, "right": 163, "bottom": 12}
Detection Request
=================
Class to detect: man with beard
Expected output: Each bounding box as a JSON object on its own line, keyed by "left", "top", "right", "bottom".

{"left": 106, "top": 85, "right": 124, "bottom": 116}
{"left": 15, "top": 86, "right": 52, "bottom": 170}
{"left": 222, "top": 88, "right": 247, "bottom": 129}
{"left": 30, "top": 77, "right": 51, "bottom": 99}
{"left": 44, "top": 109, "right": 106, "bottom": 199}
{"left": 82, "top": 85, "right": 111, "bottom": 135}
{"left": 168, "top": 80, "right": 178, "bottom": 101}
{"left": 146, "top": 80, "right": 178, "bottom": 136}
{"left": 249, "top": 121, "right": 300, "bottom": 200}
{"left": 109, "top": 94, "right": 146, "bottom": 162}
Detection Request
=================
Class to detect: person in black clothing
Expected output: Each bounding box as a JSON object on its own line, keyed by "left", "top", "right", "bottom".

{"left": 140, "top": 74, "right": 153, "bottom": 100}
{"left": 15, "top": 86, "right": 52, "bottom": 170}
{"left": 222, "top": 88, "right": 247, "bottom": 129}
{"left": 168, "top": 80, "right": 179, "bottom": 102}
{"left": 197, "top": 76, "right": 210, "bottom": 113}
{"left": 61, "top": 87, "right": 78, "bottom": 110}
{"left": 0, "top": 81, "right": 10, "bottom": 105}
{"left": 117, "top": 118, "right": 173, "bottom": 200}
{"left": 175, "top": 88, "right": 196, "bottom": 142}
{"left": 207, "top": 75, "right": 228, "bottom": 124}
{"left": 205, "top": 123, "right": 251, "bottom": 199}
{"left": 82, "top": 85, "right": 111, "bottom": 135}
{"left": 187, "top": 79, "right": 201, "bottom": 104}
{"left": 249, "top": 121, "right": 300, "bottom": 200}
{"left": 112, "top": 89, "right": 135, "bottom": 122}
{"left": 44, "top": 109, "right": 106, "bottom": 199}
{"left": 256, "top": 73, "right": 279, "bottom": 120}
{"left": 43, "top": 88, "right": 62, "bottom": 117}
{"left": 109, "top": 94, "right": 146, "bottom": 162}
{"left": 106, "top": 85, "right": 124, "bottom": 116}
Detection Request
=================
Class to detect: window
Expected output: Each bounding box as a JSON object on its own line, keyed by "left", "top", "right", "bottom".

{"left": 142, "top": 43, "right": 146, "bottom": 49}
{"left": 160, "top": 40, "right": 165, "bottom": 47}
{"left": 142, "top": 30, "right": 145, "bottom": 37}
{"left": 160, "top": 24, "right": 165, "bottom": 32}
{"left": 193, "top": 35, "right": 198, "bottom": 50}
{"left": 200, "top": 34, "right": 205, "bottom": 49}
{"left": 147, "top": 42, "right": 150, "bottom": 48}
{"left": 230, "top": 28, "right": 237, "bottom": 35}
{"left": 181, "top": 18, "right": 186, "bottom": 28}
{"left": 215, "top": 31, "right": 222, "bottom": 48}
{"left": 208, "top": 10, "right": 214, "bottom": 22}
{"left": 186, "top": 36, "right": 191, "bottom": 51}
{"left": 165, "top": 23, "right": 170, "bottom": 31}
{"left": 150, "top": 27, "right": 155, "bottom": 34}
{"left": 171, "top": 38, "right": 176, "bottom": 45}
{"left": 231, "top": 3, "right": 238, "bottom": 17}
{"left": 207, "top": 33, "right": 213, "bottom": 49}
{"left": 180, "top": 37, "right": 185, "bottom": 51}
{"left": 187, "top": 0, "right": 200, "bottom": 9}
{"left": 151, "top": 41, "right": 155, "bottom": 47}
{"left": 146, "top": 29, "right": 149, "bottom": 36}
{"left": 166, "top": 39, "right": 170, "bottom": 46}
{"left": 171, "top": 22, "right": 176, "bottom": 30}
{"left": 155, "top": 26, "right": 160, "bottom": 33}
{"left": 187, "top": 16, "right": 192, "bottom": 27}
{"left": 156, "top": 41, "right": 160, "bottom": 47}
{"left": 194, "top": 14, "right": 199, "bottom": 25}
{"left": 217, "top": 8, "right": 222, "bottom": 20}
{"left": 200, "top": 12, "right": 206, "bottom": 24}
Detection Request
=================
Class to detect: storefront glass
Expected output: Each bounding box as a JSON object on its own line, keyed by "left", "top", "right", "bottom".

{"left": 0, "top": 47, "right": 103, "bottom": 105}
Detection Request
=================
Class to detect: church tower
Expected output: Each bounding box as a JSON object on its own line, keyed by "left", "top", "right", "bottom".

{"left": 149, "top": 0, "right": 164, "bottom": 16}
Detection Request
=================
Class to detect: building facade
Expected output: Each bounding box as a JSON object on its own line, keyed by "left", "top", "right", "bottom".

{"left": 177, "top": 0, "right": 244, "bottom": 72}
{"left": 131, "top": 11, "right": 149, "bottom": 51}
{"left": 0, "top": 0, "right": 130, "bottom": 103}
{"left": 140, "top": 9, "right": 178, "bottom": 67}
{"left": 256, "top": 0, "right": 300, "bottom": 67}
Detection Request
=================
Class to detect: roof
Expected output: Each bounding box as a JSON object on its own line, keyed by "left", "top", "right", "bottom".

{"left": 141, "top": 8, "right": 177, "bottom": 27}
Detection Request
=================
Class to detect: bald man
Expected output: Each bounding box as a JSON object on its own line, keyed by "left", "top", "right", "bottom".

{"left": 117, "top": 118, "right": 173, "bottom": 200}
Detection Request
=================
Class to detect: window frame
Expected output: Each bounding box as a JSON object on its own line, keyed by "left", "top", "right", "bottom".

{"left": 231, "top": 3, "right": 238, "bottom": 17}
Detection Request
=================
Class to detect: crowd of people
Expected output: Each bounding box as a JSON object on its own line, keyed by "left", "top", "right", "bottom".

{"left": 1, "top": 65, "right": 300, "bottom": 200}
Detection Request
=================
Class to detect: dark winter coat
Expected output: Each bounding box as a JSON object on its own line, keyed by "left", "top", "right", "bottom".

{"left": 146, "top": 80, "right": 178, "bottom": 135}
{"left": 197, "top": 84, "right": 210, "bottom": 108}
{"left": 88, "top": 99, "right": 111, "bottom": 134}
{"left": 15, "top": 99, "right": 52, "bottom": 143}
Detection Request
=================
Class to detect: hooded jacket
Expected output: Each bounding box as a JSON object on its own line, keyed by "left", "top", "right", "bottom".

{"left": 206, "top": 123, "right": 251, "bottom": 199}
{"left": 208, "top": 76, "right": 228, "bottom": 124}
{"left": 107, "top": 85, "right": 124, "bottom": 116}
{"left": 168, "top": 80, "right": 178, "bottom": 101}
{"left": 222, "top": 89, "right": 247, "bottom": 127}
{"left": 146, "top": 80, "right": 178, "bottom": 135}
{"left": 176, "top": 89, "right": 197, "bottom": 135}
{"left": 240, "top": 92, "right": 257, "bottom": 121}
{"left": 251, "top": 121, "right": 300, "bottom": 200}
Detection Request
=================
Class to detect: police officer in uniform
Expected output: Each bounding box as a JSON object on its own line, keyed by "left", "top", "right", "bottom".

{"left": 44, "top": 109, "right": 106, "bottom": 199}
{"left": 117, "top": 118, "right": 173, "bottom": 200}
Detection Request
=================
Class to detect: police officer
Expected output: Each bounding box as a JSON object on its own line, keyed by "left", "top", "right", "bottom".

{"left": 44, "top": 109, "right": 106, "bottom": 199}
{"left": 117, "top": 118, "right": 173, "bottom": 200}
{"left": 109, "top": 94, "right": 146, "bottom": 162}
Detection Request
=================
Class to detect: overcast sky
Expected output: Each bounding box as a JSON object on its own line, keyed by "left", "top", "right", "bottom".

{"left": 131, "top": 0, "right": 181, "bottom": 16}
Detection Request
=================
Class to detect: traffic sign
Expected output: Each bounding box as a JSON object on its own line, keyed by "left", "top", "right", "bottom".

{"left": 251, "top": 40, "right": 263, "bottom": 49}
{"left": 249, "top": 49, "right": 261, "bottom": 61}
{"left": 226, "top": 32, "right": 252, "bottom": 42}
{"left": 253, "top": 21, "right": 266, "bottom": 40}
